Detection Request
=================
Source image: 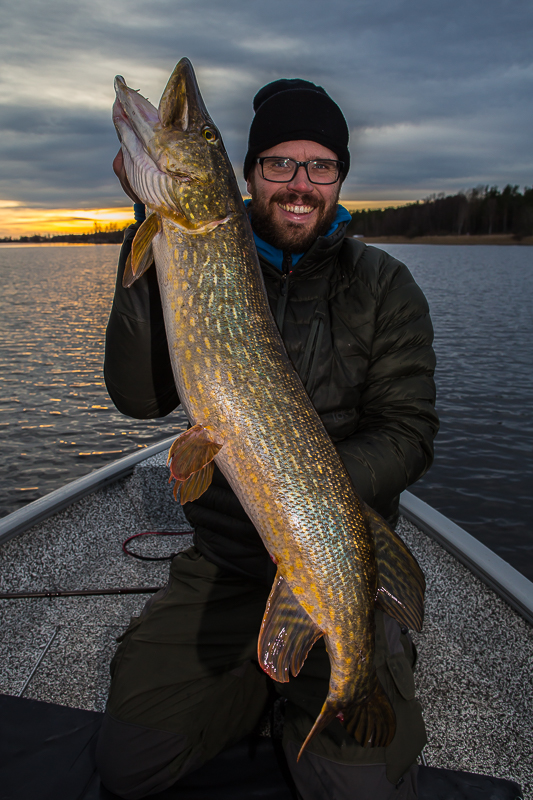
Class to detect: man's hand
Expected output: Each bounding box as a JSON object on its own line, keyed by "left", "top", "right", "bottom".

{"left": 113, "top": 149, "right": 142, "bottom": 204}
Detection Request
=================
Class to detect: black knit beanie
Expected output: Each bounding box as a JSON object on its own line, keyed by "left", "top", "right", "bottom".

{"left": 243, "top": 78, "right": 350, "bottom": 180}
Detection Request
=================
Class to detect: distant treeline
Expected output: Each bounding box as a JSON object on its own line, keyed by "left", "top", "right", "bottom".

{"left": 3, "top": 185, "right": 533, "bottom": 243}
{"left": 0, "top": 229, "right": 126, "bottom": 244}
{"left": 347, "top": 185, "right": 533, "bottom": 238}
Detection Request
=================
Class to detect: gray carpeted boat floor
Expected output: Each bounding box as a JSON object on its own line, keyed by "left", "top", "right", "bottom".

{"left": 1, "top": 452, "right": 531, "bottom": 796}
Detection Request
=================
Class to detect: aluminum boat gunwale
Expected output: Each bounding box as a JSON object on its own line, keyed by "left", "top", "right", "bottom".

{"left": 1, "top": 443, "right": 531, "bottom": 627}
{"left": 0, "top": 444, "right": 531, "bottom": 795}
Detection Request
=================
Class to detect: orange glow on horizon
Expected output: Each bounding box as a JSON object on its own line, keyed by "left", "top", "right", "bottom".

{"left": 340, "top": 200, "right": 411, "bottom": 212}
{"left": 0, "top": 199, "right": 412, "bottom": 238}
{"left": 0, "top": 205, "right": 135, "bottom": 238}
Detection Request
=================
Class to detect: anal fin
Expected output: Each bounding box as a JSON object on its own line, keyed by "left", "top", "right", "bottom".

{"left": 258, "top": 571, "right": 323, "bottom": 683}
{"left": 364, "top": 504, "right": 425, "bottom": 632}
{"left": 167, "top": 424, "right": 223, "bottom": 504}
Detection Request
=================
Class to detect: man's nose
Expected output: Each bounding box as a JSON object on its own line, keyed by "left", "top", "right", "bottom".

{"left": 286, "top": 164, "right": 314, "bottom": 193}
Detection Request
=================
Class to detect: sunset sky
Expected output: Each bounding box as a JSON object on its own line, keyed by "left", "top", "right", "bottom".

{"left": 1, "top": 0, "right": 531, "bottom": 237}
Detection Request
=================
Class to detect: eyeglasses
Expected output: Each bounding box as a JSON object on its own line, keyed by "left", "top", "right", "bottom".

{"left": 256, "top": 157, "right": 344, "bottom": 185}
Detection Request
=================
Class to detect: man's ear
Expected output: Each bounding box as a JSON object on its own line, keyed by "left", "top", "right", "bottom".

{"left": 245, "top": 166, "right": 257, "bottom": 198}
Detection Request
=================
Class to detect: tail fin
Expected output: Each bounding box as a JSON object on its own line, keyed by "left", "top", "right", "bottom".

{"left": 297, "top": 705, "right": 337, "bottom": 761}
{"left": 344, "top": 682, "right": 396, "bottom": 749}
{"left": 297, "top": 684, "right": 396, "bottom": 761}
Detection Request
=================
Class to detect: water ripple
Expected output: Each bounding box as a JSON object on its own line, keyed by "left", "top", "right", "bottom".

{"left": 1, "top": 243, "right": 532, "bottom": 580}
{"left": 0, "top": 244, "right": 187, "bottom": 517}
{"left": 383, "top": 244, "right": 533, "bottom": 580}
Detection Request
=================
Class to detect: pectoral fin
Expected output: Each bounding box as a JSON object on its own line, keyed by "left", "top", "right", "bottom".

{"left": 122, "top": 212, "right": 160, "bottom": 288}
{"left": 258, "top": 572, "right": 323, "bottom": 683}
{"left": 364, "top": 504, "right": 425, "bottom": 632}
{"left": 177, "top": 462, "right": 215, "bottom": 504}
{"left": 167, "top": 424, "right": 223, "bottom": 504}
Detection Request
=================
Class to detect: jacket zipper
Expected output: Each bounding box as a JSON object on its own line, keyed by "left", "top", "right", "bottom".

{"left": 275, "top": 253, "right": 292, "bottom": 332}
{"left": 300, "top": 311, "right": 325, "bottom": 391}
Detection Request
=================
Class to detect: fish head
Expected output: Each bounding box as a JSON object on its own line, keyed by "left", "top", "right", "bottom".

{"left": 113, "top": 58, "right": 235, "bottom": 231}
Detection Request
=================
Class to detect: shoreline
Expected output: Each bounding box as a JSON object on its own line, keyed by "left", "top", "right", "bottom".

{"left": 2, "top": 234, "right": 532, "bottom": 247}
{"left": 0, "top": 241, "right": 122, "bottom": 247}
{"left": 356, "top": 234, "right": 533, "bottom": 246}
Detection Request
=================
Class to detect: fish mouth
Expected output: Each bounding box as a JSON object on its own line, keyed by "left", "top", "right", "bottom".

{"left": 112, "top": 77, "right": 194, "bottom": 225}
{"left": 113, "top": 59, "right": 230, "bottom": 231}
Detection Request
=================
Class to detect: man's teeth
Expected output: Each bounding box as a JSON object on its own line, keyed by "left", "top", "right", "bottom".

{"left": 278, "top": 203, "right": 315, "bottom": 215}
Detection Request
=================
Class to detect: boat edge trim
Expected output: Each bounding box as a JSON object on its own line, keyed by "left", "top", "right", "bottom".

{"left": 400, "top": 490, "right": 533, "bottom": 626}
{"left": 0, "top": 437, "right": 176, "bottom": 547}
{"left": 1, "top": 458, "right": 531, "bottom": 628}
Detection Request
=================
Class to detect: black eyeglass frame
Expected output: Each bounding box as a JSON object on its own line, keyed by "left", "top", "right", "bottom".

{"left": 255, "top": 157, "right": 344, "bottom": 185}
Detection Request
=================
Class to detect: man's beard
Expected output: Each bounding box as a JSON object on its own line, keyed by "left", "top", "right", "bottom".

{"left": 249, "top": 186, "right": 340, "bottom": 254}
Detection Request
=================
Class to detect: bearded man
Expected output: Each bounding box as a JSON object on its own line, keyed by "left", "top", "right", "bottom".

{"left": 97, "top": 78, "right": 439, "bottom": 800}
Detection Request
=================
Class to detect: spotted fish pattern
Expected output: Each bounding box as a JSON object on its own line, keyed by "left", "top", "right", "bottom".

{"left": 113, "top": 57, "right": 425, "bottom": 758}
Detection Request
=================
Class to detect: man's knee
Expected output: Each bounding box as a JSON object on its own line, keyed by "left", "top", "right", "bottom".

{"left": 96, "top": 712, "right": 194, "bottom": 799}
{"left": 96, "top": 658, "right": 269, "bottom": 799}
{"left": 285, "top": 741, "right": 419, "bottom": 800}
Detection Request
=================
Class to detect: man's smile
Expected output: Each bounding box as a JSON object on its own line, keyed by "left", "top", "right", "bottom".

{"left": 246, "top": 140, "right": 341, "bottom": 252}
{"left": 278, "top": 202, "right": 316, "bottom": 216}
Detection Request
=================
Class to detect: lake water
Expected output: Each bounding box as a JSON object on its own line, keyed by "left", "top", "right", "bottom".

{"left": 0, "top": 244, "right": 188, "bottom": 522}
{"left": 1, "top": 243, "right": 532, "bottom": 580}
{"left": 384, "top": 244, "right": 533, "bottom": 580}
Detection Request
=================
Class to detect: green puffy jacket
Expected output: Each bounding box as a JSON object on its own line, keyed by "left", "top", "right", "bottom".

{"left": 105, "top": 220, "right": 439, "bottom": 583}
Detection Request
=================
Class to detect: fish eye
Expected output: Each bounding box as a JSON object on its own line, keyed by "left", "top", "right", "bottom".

{"left": 203, "top": 128, "right": 217, "bottom": 143}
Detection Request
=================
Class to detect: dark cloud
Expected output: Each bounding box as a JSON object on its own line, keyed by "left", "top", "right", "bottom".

{"left": 0, "top": 105, "right": 119, "bottom": 206}
{"left": 0, "top": 0, "right": 531, "bottom": 207}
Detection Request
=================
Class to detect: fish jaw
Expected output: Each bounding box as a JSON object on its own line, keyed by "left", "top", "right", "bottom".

{"left": 113, "top": 58, "right": 236, "bottom": 230}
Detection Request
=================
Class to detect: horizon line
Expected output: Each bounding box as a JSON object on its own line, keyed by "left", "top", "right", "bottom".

{"left": 0, "top": 199, "right": 414, "bottom": 238}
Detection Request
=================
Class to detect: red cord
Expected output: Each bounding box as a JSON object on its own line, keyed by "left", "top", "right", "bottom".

{"left": 122, "top": 530, "right": 194, "bottom": 561}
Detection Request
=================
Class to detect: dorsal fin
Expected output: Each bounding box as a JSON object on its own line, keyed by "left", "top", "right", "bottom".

{"left": 364, "top": 504, "right": 425, "bottom": 632}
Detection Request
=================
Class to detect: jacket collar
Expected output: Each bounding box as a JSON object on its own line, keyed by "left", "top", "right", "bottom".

{"left": 245, "top": 200, "right": 351, "bottom": 272}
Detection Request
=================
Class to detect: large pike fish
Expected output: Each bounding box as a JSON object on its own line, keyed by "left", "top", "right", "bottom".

{"left": 112, "top": 58, "right": 425, "bottom": 758}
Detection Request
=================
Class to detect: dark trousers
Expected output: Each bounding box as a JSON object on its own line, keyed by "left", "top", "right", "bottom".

{"left": 96, "top": 547, "right": 426, "bottom": 799}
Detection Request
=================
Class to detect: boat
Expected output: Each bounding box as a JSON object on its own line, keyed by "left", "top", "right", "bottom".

{"left": 0, "top": 439, "right": 530, "bottom": 799}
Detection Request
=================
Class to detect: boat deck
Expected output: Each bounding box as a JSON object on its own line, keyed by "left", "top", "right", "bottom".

{"left": 1, "top": 451, "right": 531, "bottom": 796}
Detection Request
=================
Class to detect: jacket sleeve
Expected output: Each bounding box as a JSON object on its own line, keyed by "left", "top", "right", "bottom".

{"left": 104, "top": 223, "right": 179, "bottom": 419}
{"left": 335, "top": 250, "right": 439, "bottom": 523}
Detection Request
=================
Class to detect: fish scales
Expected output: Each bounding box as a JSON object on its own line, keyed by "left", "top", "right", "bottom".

{"left": 155, "top": 207, "right": 378, "bottom": 712}
{"left": 113, "top": 57, "right": 425, "bottom": 757}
